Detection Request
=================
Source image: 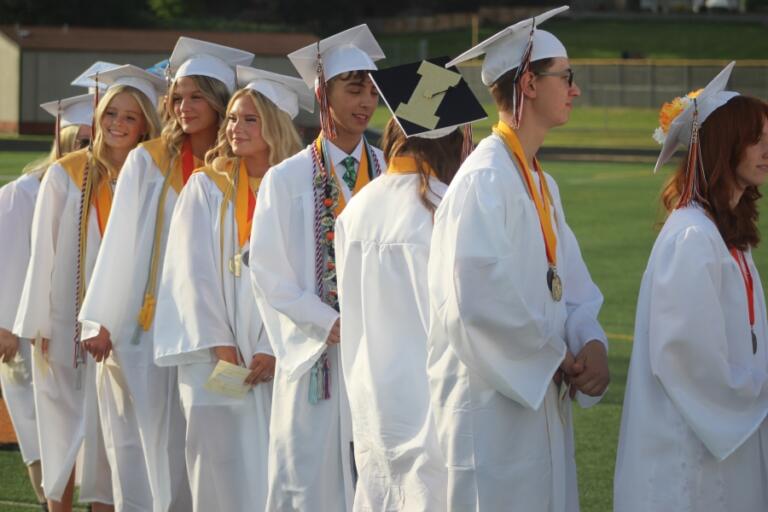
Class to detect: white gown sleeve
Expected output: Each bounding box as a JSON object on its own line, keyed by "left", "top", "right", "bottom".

{"left": 13, "top": 166, "right": 68, "bottom": 340}
{"left": 431, "top": 170, "right": 566, "bottom": 410}
{"left": 79, "top": 149, "right": 145, "bottom": 342}
{"left": 154, "top": 175, "right": 235, "bottom": 365}
{"left": 649, "top": 226, "right": 768, "bottom": 460}
{"left": 249, "top": 167, "right": 338, "bottom": 381}
{"left": 0, "top": 179, "right": 36, "bottom": 330}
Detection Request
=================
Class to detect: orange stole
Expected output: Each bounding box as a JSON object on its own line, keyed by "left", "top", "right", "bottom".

{"left": 58, "top": 148, "right": 114, "bottom": 236}
{"left": 199, "top": 160, "right": 258, "bottom": 248}
{"left": 314, "top": 137, "right": 372, "bottom": 216}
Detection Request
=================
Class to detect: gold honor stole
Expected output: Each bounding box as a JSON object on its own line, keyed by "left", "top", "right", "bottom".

{"left": 137, "top": 137, "right": 202, "bottom": 331}
{"left": 200, "top": 159, "right": 259, "bottom": 249}
{"left": 492, "top": 121, "right": 562, "bottom": 301}
{"left": 314, "top": 136, "right": 372, "bottom": 216}
{"left": 59, "top": 148, "right": 114, "bottom": 236}
{"left": 386, "top": 155, "right": 437, "bottom": 177}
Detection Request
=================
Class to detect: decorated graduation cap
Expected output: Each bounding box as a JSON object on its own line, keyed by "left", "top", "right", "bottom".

{"left": 71, "top": 61, "right": 120, "bottom": 93}
{"left": 40, "top": 93, "right": 95, "bottom": 159}
{"left": 370, "top": 57, "right": 486, "bottom": 158}
{"left": 146, "top": 59, "right": 170, "bottom": 79}
{"left": 169, "top": 37, "right": 255, "bottom": 93}
{"left": 91, "top": 64, "right": 166, "bottom": 107}
{"left": 447, "top": 6, "right": 569, "bottom": 129}
{"left": 288, "top": 24, "right": 385, "bottom": 139}
{"left": 236, "top": 66, "right": 314, "bottom": 119}
{"left": 653, "top": 62, "right": 738, "bottom": 207}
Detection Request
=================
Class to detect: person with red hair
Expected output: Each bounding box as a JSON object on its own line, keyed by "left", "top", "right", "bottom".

{"left": 615, "top": 62, "right": 768, "bottom": 511}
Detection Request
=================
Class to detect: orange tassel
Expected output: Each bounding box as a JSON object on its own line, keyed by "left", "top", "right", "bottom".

{"left": 316, "top": 43, "right": 337, "bottom": 140}
{"left": 55, "top": 100, "right": 62, "bottom": 160}
{"left": 90, "top": 73, "right": 100, "bottom": 151}
{"left": 461, "top": 124, "right": 474, "bottom": 162}
{"left": 511, "top": 22, "right": 535, "bottom": 130}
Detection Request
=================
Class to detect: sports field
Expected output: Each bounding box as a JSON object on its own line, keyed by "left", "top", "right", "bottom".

{"left": 1, "top": 113, "right": 767, "bottom": 511}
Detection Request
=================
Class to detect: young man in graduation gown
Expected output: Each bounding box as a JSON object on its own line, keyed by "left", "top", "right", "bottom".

{"left": 427, "top": 6, "right": 610, "bottom": 511}
{"left": 248, "top": 24, "right": 385, "bottom": 511}
{"left": 78, "top": 39, "right": 253, "bottom": 512}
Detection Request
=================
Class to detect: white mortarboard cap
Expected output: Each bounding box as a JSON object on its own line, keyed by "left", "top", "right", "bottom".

{"left": 654, "top": 62, "right": 738, "bottom": 172}
{"left": 447, "top": 6, "right": 569, "bottom": 86}
{"left": 40, "top": 93, "right": 95, "bottom": 128}
{"left": 71, "top": 61, "right": 121, "bottom": 92}
{"left": 90, "top": 64, "right": 166, "bottom": 107}
{"left": 169, "top": 37, "right": 254, "bottom": 93}
{"left": 370, "top": 57, "right": 486, "bottom": 139}
{"left": 236, "top": 66, "right": 314, "bottom": 119}
{"left": 288, "top": 24, "right": 385, "bottom": 90}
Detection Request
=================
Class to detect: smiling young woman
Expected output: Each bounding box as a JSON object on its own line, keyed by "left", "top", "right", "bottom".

{"left": 13, "top": 66, "right": 161, "bottom": 512}
{"left": 153, "top": 67, "right": 308, "bottom": 511}
{"left": 616, "top": 63, "right": 768, "bottom": 512}
{"left": 76, "top": 40, "right": 253, "bottom": 512}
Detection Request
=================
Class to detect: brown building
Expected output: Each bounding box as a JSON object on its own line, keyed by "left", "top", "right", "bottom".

{"left": 0, "top": 25, "right": 317, "bottom": 134}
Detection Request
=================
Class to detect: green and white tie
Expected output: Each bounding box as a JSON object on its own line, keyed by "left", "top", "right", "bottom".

{"left": 341, "top": 155, "right": 357, "bottom": 190}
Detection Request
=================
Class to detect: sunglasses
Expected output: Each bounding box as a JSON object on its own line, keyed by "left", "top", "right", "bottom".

{"left": 534, "top": 69, "right": 575, "bottom": 88}
{"left": 75, "top": 137, "right": 91, "bottom": 149}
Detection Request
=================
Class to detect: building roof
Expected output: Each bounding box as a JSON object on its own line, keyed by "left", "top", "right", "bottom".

{"left": 0, "top": 25, "right": 317, "bottom": 56}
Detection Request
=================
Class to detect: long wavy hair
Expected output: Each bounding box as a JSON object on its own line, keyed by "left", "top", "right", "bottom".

{"left": 205, "top": 88, "right": 303, "bottom": 171}
{"left": 23, "top": 124, "right": 85, "bottom": 177}
{"left": 381, "top": 117, "right": 464, "bottom": 216}
{"left": 661, "top": 95, "right": 768, "bottom": 250}
{"left": 90, "top": 84, "right": 161, "bottom": 187}
{"left": 161, "top": 75, "right": 230, "bottom": 166}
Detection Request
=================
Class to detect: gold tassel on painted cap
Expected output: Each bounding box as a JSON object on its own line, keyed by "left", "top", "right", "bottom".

{"left": 316, "top": 43, "right": 337, "bottom": 140}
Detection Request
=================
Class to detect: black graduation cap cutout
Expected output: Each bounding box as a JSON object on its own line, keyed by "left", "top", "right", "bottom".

{"left": 370, "top": 56, "right": 487, "bottom": 138}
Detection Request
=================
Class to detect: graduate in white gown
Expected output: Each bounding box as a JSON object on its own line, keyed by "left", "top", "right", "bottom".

{"left": 78, "top": 38, "right": 253, "bottom": 512}
{"left": 249, "top": 25, "right": 385, "bottom": 511}
{"left": 73, "top": 65, "right": 171, "bottom": 512}
{"left": 154, "top": 66, "right": 311, "bottom": 512}
{"left": 0, "top": 95, "right": 92, "bottom": 510}
{"left": 14, "top": 71, "right": 163, "bottom": 512}
{"left": 335, "top": 57, "right": 486, "bottom": 511}
{"left": 428, "top": 7, "right": 610, "bottom": 511}
{"left": 614, "top": 63, "right": 768, "bottom": 512}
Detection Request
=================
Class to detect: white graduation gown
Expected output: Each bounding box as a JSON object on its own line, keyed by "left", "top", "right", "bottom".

{"left": 0, "top": 173, "right": 41, "bottom": 465}
{"left": 614, "top": 205, "right": 768, "bottom": 512}
{"left": 250, "top": 142, "right": 384, "bottom": 512}
{"left": 13, "top": 154, "right": 113, "bottom": 504}
{"left": 154, "top": 171, "right": 272, "bottom": 512}
{"left": 335, "top": 172, "right": 448, "bottom": 511}
{"left": 427, "top": 135, "right": 607, "bottom": 512}
{"left": 78, "top": 143, "right": 191, "bottom": 512}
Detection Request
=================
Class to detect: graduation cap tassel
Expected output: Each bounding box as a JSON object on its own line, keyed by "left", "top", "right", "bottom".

{"left": 511, "top": 21, "right": 536, "bottom": 130}
{"left": 461, "top": 124, "right": 474, "bottom": 162}
{"left": 677, "top": 101, "right": 702, "bottom": 209}
{"left": 316, "top": 45, "right": 337, "bottom": 140}
{"left": 90, "top": 73, "right": 100, "bottom": 152}
{"left": 54, "top": 100, "right": 62, "bottom": 160}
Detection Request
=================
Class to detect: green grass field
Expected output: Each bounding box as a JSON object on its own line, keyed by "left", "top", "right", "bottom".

{"left": 378, "top": 17, "right": 768, "bottom": 63}
{"left": 1, "top": 143, "right": 766, "bottom": 510}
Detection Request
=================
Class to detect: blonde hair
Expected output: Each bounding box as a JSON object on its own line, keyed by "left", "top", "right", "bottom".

{"left": 161, "top": 75, "right": 230, "bottom": 167}
{"left": 90, "top": 84, "right": 161, "bottom": 187}
{"left": 23, "top": 124, "right": 83, "bottom": 176}
{"left": 205, "top": 88, "right": 303, "bottom": 171}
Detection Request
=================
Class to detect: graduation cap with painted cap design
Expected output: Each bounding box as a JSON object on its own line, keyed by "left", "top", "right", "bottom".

{"left": 40, "top": 93, "right": 95, "bottom": 158}
{"left": 169, "top": 37, "right": 255, "bottom": 93}
{"left": 90, "top": 64, "right": 167, "bottom": 107}
{"left": 288, "top": 24, "right": 385, "bottom": 139}
{"left": 447, "top": 6, "right": 569, "bottom": 129}
{"left": 236, "top": 66, "right": 314, "bottom": 120}
{"left": 146, "top": 59, "right": 170, "bottom": 79}
{"left": 71, "top": 61, "right": 121, "bottom": 93}
{"left": 370, "top": 57, "right": 486, "bottom": 140}
{"left": 653, "top": 62, "right": 738, "bottom": 208}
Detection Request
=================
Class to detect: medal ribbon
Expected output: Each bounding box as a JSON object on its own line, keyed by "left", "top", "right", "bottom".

{"left": 492, "top": 121, "right": 558, "bottom": 268}
{"left": 730, "top": 248, "right": 755, "bottom": 335}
